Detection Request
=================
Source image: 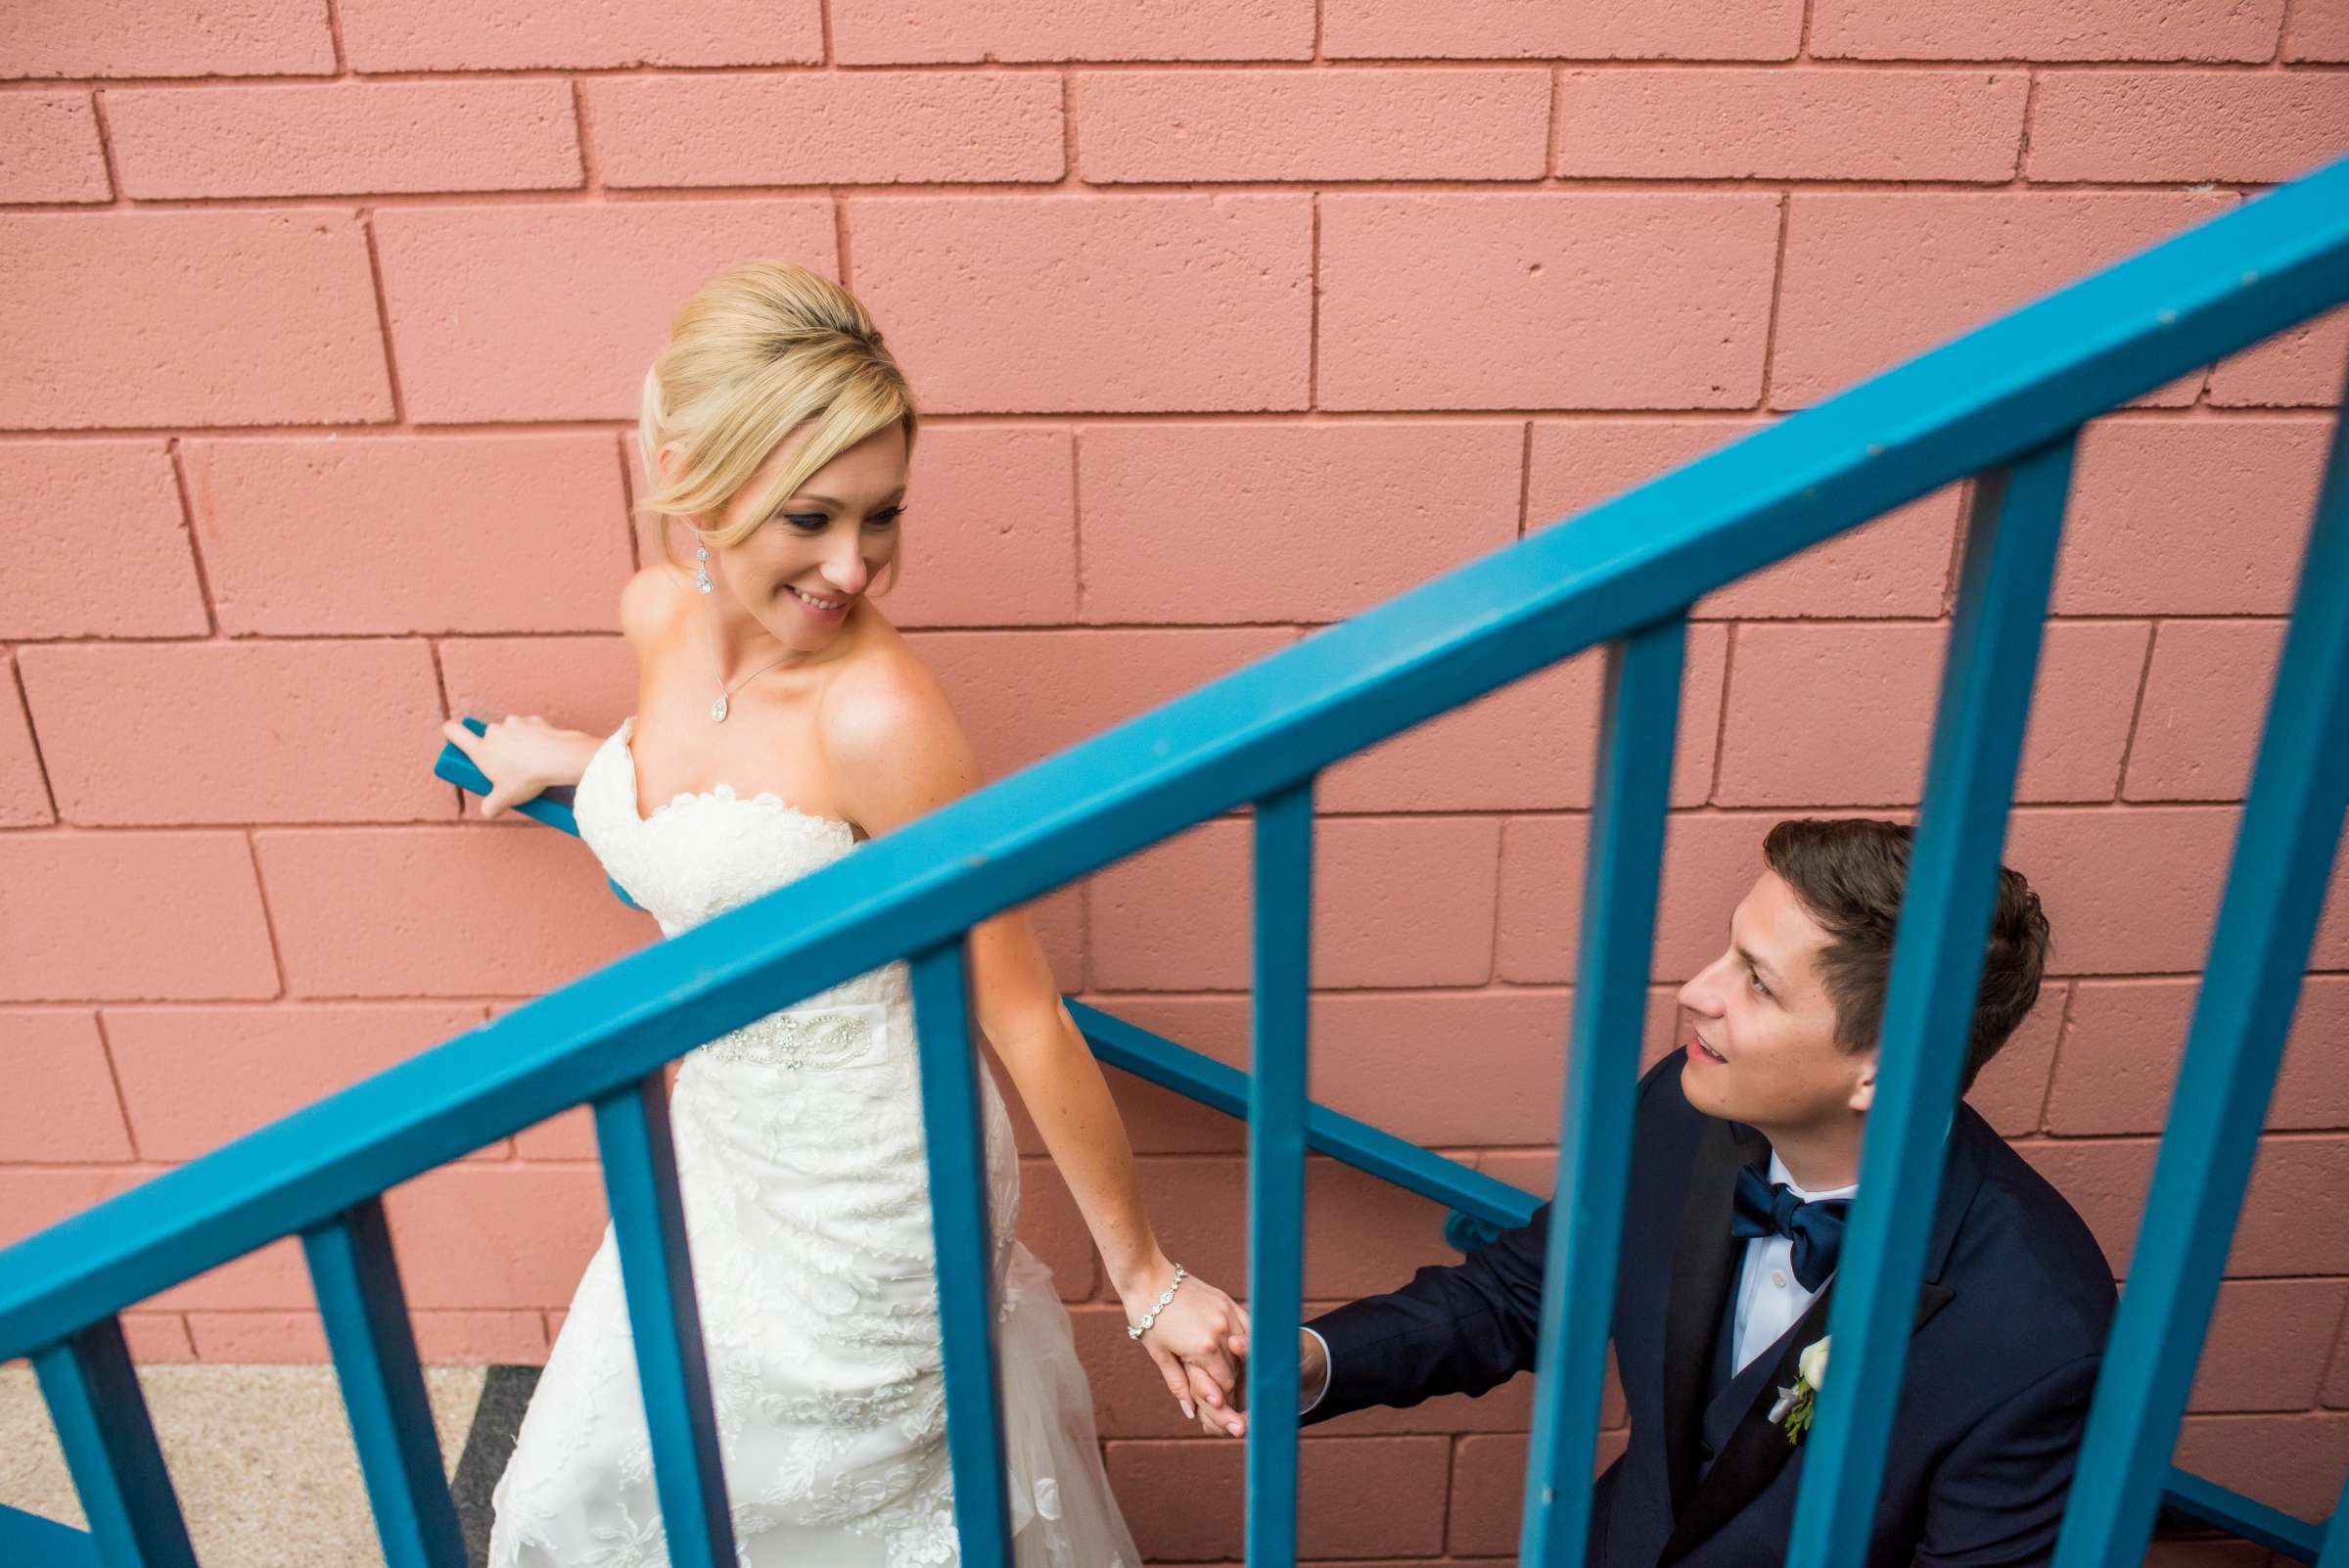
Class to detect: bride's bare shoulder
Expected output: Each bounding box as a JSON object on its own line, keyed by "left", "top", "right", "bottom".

{"left": 816, "top": 631, "right": 968, "bottom": 767}
{"left": 620, "top": 562, "right": 694, "bottom": 649}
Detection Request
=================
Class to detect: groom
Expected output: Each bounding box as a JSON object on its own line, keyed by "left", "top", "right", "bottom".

{"left": 1242, "top": 818, "right": 2117, "bottom": 1566}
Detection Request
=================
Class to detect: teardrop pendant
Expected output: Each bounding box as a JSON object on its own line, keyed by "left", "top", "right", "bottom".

{"left": 711, "top": 693, "right": 729, "bottom": 723}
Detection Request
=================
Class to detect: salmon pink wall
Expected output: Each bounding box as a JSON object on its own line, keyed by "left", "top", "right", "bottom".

{"left": 2, "top": 0, "right": 2347, "bottom": 1552}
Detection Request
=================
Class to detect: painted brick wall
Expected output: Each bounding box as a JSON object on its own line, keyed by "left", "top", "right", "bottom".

{"left": 3, "top": 1, "right": 2347, "bottom": 1556}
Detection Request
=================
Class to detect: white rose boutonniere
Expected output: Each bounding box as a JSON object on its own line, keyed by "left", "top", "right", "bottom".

{"left": 1769, "top": 1335, "right": 1829, "bottom": 1445}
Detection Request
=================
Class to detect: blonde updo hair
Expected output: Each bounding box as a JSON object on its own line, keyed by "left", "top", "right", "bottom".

{"left": 636, "top": 261, "right": 917, "bottom": 590}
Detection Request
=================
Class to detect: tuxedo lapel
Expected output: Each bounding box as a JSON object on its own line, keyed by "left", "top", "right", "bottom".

{"left": 1664, "top": 1284, "right": 1836, "bottom": 1562}
{"left": 1661, "top": 1118, "right": 1769, "bottom": 1519}
{"left": 1656, "top": 1115, "right": 1984, "bottom": 1565}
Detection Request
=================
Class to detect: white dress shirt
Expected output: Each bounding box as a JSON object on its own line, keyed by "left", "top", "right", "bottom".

{"left": 1729, "top": 1152, "right": 1857, "bottom": 1375}
{"left": 1301, "top": 1324, "right": 1333, "bottom": 1413}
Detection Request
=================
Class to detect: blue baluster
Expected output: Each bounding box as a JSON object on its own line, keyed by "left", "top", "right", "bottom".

{"left": 909, "top": 938, "right": 1015, "bottom": 1568}
{"left": 1521, "top": 616, "right": 1688, "bottom": 1566}
{"left": 0, "top": 1500, "right": 104, "bottom": 1567}
{"left": 1247, "top": 779, "right": 1316, "bottom": 1568}
{"left": 31, "top": 1317, "right": 198, "bottom": 1568}
{"left": 301, "top": 1196, "right": 467, "bottom": 1568}
{"left": 1788, "top": 435, "right": 2078, "bottom": 1566}
{"left": 2053, "top": 375, "right": 2349, "bottom": 1568}
{"left": 591, "top": 1072, "right": 738, "bottom": 1566}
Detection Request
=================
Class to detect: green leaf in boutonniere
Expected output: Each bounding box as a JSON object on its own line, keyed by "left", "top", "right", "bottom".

{"left": 1778, "top": 1386, "right": 1815, "bottom": 1444}
{"left": 1771, "top": 1334, "right": 1829, "bottom": 1446}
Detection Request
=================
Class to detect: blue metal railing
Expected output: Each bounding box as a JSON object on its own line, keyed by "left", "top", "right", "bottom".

{"left": 3, "top": 154, "right": 2346, "bottom": 1568}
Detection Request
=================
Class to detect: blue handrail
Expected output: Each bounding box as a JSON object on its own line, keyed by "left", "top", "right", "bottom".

{"left": 3, "top": 153, "right": 2345, "bottom": 1568}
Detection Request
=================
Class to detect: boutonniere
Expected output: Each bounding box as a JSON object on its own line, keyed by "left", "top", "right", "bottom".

{"left": 1768, "top": 1335, "right": 1829, "bottom": 1445}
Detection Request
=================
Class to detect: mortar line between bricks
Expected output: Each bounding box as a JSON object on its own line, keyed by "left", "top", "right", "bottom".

{"left": 1060, "top": 70, "right": 1080, "bottom": 188}
{"left": 2272, "top": 0, "right": 2298, "bottom": 65}
{"left": 815, "top": 0, "right": 834, "bottom": 67}
{"left": 2167, "top": 1407, "right": 2349, "bottom": 1427}
{"left": 2310, "top": 1281, "right": 2349, "bottom": 1407}
{"left": 1428, "top": 1427, "right": 1447, "bottom": 1548}
{"left": 321, "top": 0, "right": 349, "bottom": 76}
{"left": 2017, "top": 69, "right": 2042, "bottom": 183}
{"left": 161, "top": 438, "right": 224, "bottom": 639}
{"left": 6, "top": 797, "right": 2335, "bottom": 836}
{"left": 1514, "top": 420, "right": 1533, "bottom": 540}
{"left": 240, "top": 828, "right": 291, "bottom": 1000}
{"left": 570, "top": 80, "right": 600, "bottom": 192}
{"left": 424, "top": 638, "right": 468, "bottom": 820}
{"left": 1541, "top": 67, "right": 1562, "bottom": 181}
{"left": 85, "top": 1009, "right": 146, "bottom": 1162}
{"left": 358, "top": 210, "right": 410, "bottom": 426}
{"left": 2032, "top": 980, "right": 2080, "bottom": 1135}
{"left": 1308, "top": 192, "right": 1322, "bottom": 408}
{"left": 31, "top": 60, "right": 2349, "bottom": 86}
{"left": 83, "top": 87, "right": 128, "bottom": 208}
{"left": 1939, "top": 477, "right": 1972, "bottom": 617}
{"left": 1069, "top": 426, "right": 1091, "bottom": 632}
{"left": 614, "top": 431, "right": 644, "bottom": 571}
{"left": 2109, "top": 619, "right": 2166, "bottom": 803}
{"left": 1705, "top": 622, "right": 1737, "bottom": 803}
{"left": 33, "top": 171, "right": 2346, "bottom": 218}
{"left": 1482, "top": 818, "right": 1505, "bottom": 987}
{"left": 1753, "top": 191, "right": 1792, "bottom": 414}
{"left": 2, "top": 406, "right": 2329, "bottom": 442}
{"left": 4, "top": 647, "right": 61, "bottom": 824}
{"left": 832, "top": 191, "right": 852, "bottom": 287}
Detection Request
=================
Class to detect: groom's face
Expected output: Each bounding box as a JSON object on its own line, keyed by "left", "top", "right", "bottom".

{"left": 1675, "top": 869, "right": 1876, "bottom": 1134}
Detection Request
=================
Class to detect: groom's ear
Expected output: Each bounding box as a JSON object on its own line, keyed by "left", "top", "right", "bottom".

{"left": 1847, "top": 1051, "right": 1878, "bottom": 1117}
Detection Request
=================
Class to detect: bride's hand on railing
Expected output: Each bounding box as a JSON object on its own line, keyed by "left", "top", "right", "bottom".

{"left": 438, "top": 715, "right": 593, "bottom": 818}
{"left": 1121, "top": 1261, "right": 1250, "bottom": 1436}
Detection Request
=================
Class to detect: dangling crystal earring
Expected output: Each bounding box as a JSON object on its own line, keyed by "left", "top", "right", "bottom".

{"left": 694, "top": 541, "right": 714, "bottom": 595}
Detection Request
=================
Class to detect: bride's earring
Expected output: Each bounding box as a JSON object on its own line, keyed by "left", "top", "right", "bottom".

{"left": 695, "top": 541, "right": 714, "bottom": 595}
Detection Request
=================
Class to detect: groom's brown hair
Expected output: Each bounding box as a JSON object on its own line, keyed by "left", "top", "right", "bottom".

{"left": 1761, "top": 817, "right": 2050, "bottom": 1092}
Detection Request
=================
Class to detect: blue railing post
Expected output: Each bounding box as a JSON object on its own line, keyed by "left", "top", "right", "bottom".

{"left": 2053, "top": 362, "right": 2349, "bottom": 1568}
{"left": 1246, "top": 778, "right": 1316, "bottom": 1568}
{"left": 30, "top": 1318, "right": 199, "bottom": 1568}
{"left": 908, "top": 937, "right": 1016, "bottom": 1568}
{"left": 300, "top": 1197, "right": 467, "bottom": 1568}
{"left": 591, "top": 1071, "right": 738, "bottom": 1567}
{"left": 1520, "top": 616, "right": 1688, "bottom": 1567}
{"left": 1788, "top": 435, "right": 2079, "bottom": 1565}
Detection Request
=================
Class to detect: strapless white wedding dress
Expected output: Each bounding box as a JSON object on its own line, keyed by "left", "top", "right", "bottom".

{"left": 486, "top": 716, "right": 1139, "bottom": 1568}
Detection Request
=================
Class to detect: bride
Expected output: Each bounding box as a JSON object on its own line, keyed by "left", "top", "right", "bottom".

{"left": 440, "top": 262, "right": 1248, "bottom": 1566}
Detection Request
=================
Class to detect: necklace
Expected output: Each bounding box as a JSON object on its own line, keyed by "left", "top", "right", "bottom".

{"left": 705, "top": 613, "right": 800, "bottom": 723}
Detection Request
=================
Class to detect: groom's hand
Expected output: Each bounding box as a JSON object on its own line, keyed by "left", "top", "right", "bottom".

{"left": 1196, "top": 1328, "right": 1330, "bottom": 1437}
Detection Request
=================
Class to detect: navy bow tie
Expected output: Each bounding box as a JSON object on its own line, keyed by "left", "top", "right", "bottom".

{"left": 1730, "top": 1164, "right": 1850, "bottom": 1292}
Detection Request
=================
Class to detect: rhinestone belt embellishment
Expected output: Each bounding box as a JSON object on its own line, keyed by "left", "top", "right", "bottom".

{"left": 702, "top": 1006, "right": 876, "bottom": 1071}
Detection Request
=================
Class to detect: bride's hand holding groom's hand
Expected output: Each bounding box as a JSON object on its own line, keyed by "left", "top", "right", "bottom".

{"left": 1194, "top": 1327, "right": 1326, "bottom": 1438}
{"left": 1120, "top": 1257, "right": 1251, "bottom": 1437}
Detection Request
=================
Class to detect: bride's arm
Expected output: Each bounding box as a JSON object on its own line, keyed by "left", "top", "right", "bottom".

{"left": 822, "top": 655, "right": 1251, "bottom": 1430}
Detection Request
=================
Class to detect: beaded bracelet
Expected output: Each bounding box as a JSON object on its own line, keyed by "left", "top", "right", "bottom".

{"left": 1126, "top": 1263, "right": 1188, "bottom": 1339}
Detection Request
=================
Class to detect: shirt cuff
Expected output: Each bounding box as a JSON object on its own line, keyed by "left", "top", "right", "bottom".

{"left": 1301, "top": 1325, "right": 1333, "bottom": 1415}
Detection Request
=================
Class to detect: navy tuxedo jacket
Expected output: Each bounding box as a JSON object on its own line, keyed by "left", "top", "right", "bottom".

{"left": 1304, "top": 1054, "right": 2117, "bottom": 1566}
